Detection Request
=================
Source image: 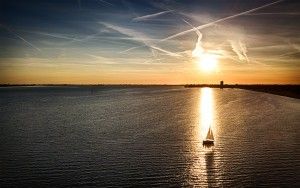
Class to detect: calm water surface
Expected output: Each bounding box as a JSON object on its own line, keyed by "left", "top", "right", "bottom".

{"left": 0, "top": 86, "right": 299, "bottom": 187}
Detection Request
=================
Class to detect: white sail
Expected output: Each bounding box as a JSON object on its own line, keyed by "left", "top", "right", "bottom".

{"left": 206, "top": 127, "right": 214, "bottom": 140}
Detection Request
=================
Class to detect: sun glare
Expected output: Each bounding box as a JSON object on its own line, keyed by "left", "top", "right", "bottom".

{"left": 197, "top": 53, "right": 218, "bottom": 72}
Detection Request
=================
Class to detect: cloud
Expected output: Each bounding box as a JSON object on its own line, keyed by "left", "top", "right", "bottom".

{"left": 142, "top": 58, "right": 164, "bottom": 64}
{"left": 181, "top": 19, "right": 204, "bottom": 57}
{"left": 292, "top": 44, "right": 300, "bottom": 51}
{"left": 132, "top": 10, "right": 173, "bottom": 22}
{"left": 100, "top": 22, "right": 181, "bottom": 57}
{"left": 229, "top": 40, "right": 249, "bottom": 62}
{"left": 239, "top": 41, "right": 249, "bottom": 61}
{"left": 182, "top": 18, "right": 225, "bottom": 63}
{"left": 85, "top": 53, "right": 118, "bottom": 64}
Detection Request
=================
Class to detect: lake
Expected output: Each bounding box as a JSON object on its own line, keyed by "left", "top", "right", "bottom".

{"left": 0, "top": 86, "right": 299, "bottom": 187}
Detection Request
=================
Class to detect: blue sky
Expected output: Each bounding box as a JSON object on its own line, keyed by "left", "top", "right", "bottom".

{"left": 0, "top": 0, "right": 299, "bottom": 84}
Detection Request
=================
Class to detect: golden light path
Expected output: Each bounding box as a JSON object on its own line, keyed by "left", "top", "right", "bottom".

{"left": 199, "top": 87, "right": 215, "bottom": 138}
{"left": 188, "top": 88, "right": 217, "bottom": 186}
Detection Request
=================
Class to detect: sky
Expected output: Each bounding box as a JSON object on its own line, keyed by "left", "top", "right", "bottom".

{"left": 0, "top": 0, "right": 299, "bottom": 84}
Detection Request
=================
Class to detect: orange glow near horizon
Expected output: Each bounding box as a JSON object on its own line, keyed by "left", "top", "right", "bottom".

{"left": 0, "top": 56, "right": 299, "bottom": 84}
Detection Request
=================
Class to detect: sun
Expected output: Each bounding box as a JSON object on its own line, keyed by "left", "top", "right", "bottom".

{"left": 197, "top": 53, "right": 218, "bottom": 72}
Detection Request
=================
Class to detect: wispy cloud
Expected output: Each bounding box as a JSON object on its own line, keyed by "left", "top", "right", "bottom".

{"left": 100, "top": 22, "right": 181, "bottom": 57}
{"left": 142, "top": 58, "right": 164, "bottom": 64}
{"left": 239, "top": 41, "right": 249, "bottom": 62}
{"left": 100, "top": 22, "right": 151, "bottom": 43}
{"left": 292, "top": 44, "right": 300, "bottom": 51}
{"left": 132, "top": 10, "right": 173, "bottom": 22}
{"left": 85, "top": 53, "right": 118, "bottom": 64}
{"left": 229, "top": 40, "right": 249, "bottom": 62}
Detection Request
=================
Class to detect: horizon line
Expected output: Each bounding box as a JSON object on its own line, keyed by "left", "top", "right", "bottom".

{"left": 1, "top": 83, "right": 300, "bottom": 86}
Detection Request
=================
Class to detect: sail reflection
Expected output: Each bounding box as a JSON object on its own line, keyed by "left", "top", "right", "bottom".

{"left": 205, "top": 151, "right": 216, "bottom": 187}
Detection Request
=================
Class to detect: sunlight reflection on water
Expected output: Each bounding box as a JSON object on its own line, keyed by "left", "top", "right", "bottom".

{"left": 200, "top": 87, "right": 215, "bottom": 140}
{"left": 189, "top": 88, "right": 218, "bottom": 186}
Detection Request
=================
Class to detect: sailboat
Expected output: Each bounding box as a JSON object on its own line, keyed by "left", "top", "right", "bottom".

{"left": 203, "top": 126, "right": 214, "bottom": 146}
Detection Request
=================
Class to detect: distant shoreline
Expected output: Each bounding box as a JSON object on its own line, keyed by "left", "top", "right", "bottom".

{"left": 0, "top": 84, "right": 299, "bottom": 99}
{"left": 185, "top": 84, "right": 300, "bottom": 99}
{"left": 0, "top": 84, "right": 182, "bottom": 87}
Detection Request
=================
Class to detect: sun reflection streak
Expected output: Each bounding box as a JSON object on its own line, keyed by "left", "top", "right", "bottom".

{"left": 188, "top": 88, "right": 217, "bottom": 186}
{"left": 200, "top": 88, "right": 214, "bottom": 140}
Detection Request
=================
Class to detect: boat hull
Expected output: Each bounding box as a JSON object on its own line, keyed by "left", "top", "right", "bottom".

{"left": 203, "top": 140, "right": 214, "bottom": 146}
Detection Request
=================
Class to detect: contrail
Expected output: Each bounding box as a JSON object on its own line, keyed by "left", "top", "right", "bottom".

{"left": 181, "top": 19, "right": 202, "bottom": 38}
{"left": 150, "top": 45, "right": 181, "bottom": 57}
{"left": 120, "top": 45, "right": 144, "bottom": 54}
{"left": 181, "top": 19, "right": 204, "bottom": 57}
{"left": 101, "top": 22, "right": 181, "bottom": 57}
{"left": 0, "top": 24, "right": 41, "bottom": 52}
{"left": 97, "top": 0, "right": 114, "bottom": 6}
{"left": 132, "top": 10, "right": 173, "bottom": 22}
{"left": 122, "top": 0, "right": 284, "bottom": 53}
{"left": 29, "top": 31, "right": 81, "bottom": 42}
{"left": 162, "top": 0, "right": 285, "bottom": 41}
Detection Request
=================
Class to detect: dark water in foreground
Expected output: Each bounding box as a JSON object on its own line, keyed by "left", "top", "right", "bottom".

{"left": 0, "top": 86, "right": 299, "bottom": 187}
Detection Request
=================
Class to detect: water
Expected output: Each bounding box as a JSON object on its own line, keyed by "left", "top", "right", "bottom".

{"left": 0, "top": 86, "right": 299, "bottom": 187}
